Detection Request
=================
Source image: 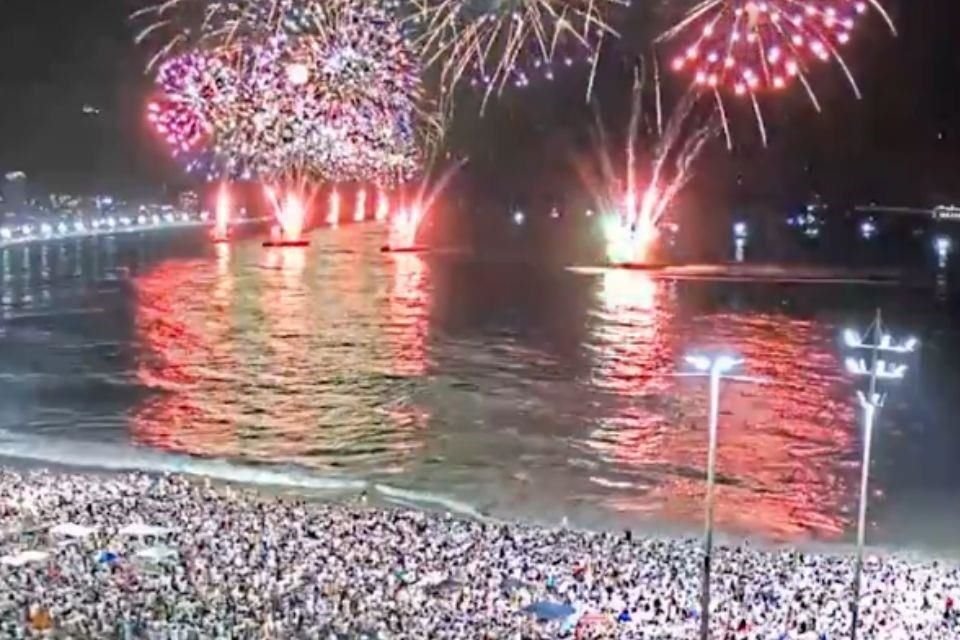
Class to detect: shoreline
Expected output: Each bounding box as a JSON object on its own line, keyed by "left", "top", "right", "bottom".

{"left": 2, "top": 453, "right": 957, "bottom": 565}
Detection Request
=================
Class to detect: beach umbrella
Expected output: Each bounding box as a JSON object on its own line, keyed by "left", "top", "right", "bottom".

{"left": 575, "top": 613, "right": 612, "bottom": 639}
{"left": 96, "top": 550, "right": 120, "bottom": 565}
{"left": 523, "top": 600, "right": 575, "bottom": 621}
{"left": 49, "top": 523, "right": 96, "bottom": 538}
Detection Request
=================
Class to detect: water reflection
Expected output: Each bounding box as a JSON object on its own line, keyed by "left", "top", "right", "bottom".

{"left": 131, "top": 230, "right": 432, "bottom": 473}
{"left": 388, "top": 253, "right": 430, "bottom": 377}
{"left": 584, "top": 273, "right": 856, "bottom": 540}
{"left": 0, "top": 228, "right": 953, "bottom": 547}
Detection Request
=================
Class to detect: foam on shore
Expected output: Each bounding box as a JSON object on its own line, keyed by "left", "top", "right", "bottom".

{"left": 0, "top": 429, "right": 366, "bottom": 492}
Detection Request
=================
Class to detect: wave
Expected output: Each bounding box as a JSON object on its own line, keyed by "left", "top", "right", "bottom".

{"left": 0, "top": 431, "right": 489, "bottom": 521}
{"left": 588, "top": 475, "right": 635, "bottom": 489}
{"left": 373, "top": 484, "right": 488, "bottom": 521}
{"left": 2, "top": 308, "right": 106, "bottom": 322}
{"left": 0, "top": 429, "right": 366, "bottom": 492}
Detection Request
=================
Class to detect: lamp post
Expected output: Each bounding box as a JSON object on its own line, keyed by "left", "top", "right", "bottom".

{"left": 842, "top": 309, "right": 916, "bottom": 640}
{"left": 684, "top": 354, "right": 743, "bottom": 640}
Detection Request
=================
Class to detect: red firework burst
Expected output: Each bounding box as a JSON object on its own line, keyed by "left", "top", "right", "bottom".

{"left": 671, "top": 1, "right": 878, "bottom": 94}
{"left": 661, "top": 0, "right": 895, "bottom": 145}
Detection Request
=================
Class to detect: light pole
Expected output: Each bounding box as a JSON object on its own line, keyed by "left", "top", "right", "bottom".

{"left": 684, "top": 354, "right": 743, "bottom": 640}
{"left": 842, "top": 309, "right": 916, "bottom": 640}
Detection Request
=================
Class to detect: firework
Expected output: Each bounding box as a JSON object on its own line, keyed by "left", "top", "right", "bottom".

{"left": 387, "top": 159, "right": 466, "bottom": 250}
{"left": 579, "top": 73, "right": 718, "bottom": 264}
{"left": 389, "top": 204, "right": 426, "bottom": 249}
{"left": 354, "top": 189, "right": 368, "bottom": 222}
{"left": 660, "top": 0, "right": 896, "bottom": 146}
{"left": 412, "top": 0, "right": 623, "bottom": 108}
{"left": 212, "top": 182, "right": 231, "bottom": 241}
{"left": 264, "top": 183, "right": 316, "bottom": 242}
{"left": 131, "top": 0, "right": 251, "bottom": 72}
{"left": 327, "top": 189, "right": 342, "bottom": 227}
{"left": 132, "top": 0, "right": 327, "bottom": 71}
{"left": 145, "top": 0, "right": 431, "bottom": 186}
{"left": 376, "top": 190, "right": 390, "bottom": 222}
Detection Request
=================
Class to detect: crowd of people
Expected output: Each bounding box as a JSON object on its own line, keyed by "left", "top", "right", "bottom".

{"left": 0, "top": 467, "right": 957, "bottom": 638}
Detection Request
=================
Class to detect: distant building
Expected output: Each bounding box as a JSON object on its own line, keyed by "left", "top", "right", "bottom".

{"left": 933, "top": 205, "right": 960, "bottom": 222}
{"left": 179, "top": 191, "right": 199, "bottom": 214}
{"left": 2, "top": 171, "right": 27, "bottom": 210}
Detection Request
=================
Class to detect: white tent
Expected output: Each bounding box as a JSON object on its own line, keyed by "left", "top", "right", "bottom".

{"left": 135, "top": 545, "right": 178, "bottom": 562}
{"left": 49, "top": 523, "right": 97, "bottom": 538}
{"left": 1, "top": 550, "right": 50, "bottom": 566}
{"left": 118, "top": 523, "right": 172, "bottom": 537}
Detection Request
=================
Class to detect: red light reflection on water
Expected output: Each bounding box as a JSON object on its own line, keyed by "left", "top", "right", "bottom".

{"left": 131, "top": 234, "right": 431, "bottom": 470}
{"left": 587, "top": 273, "right": 856, "bottom": 541}
{"left": 388, "top": 253, "right": 430, "bottom": 377}
{"left": 131, "top": 257, "right": 231, "bottom": 451}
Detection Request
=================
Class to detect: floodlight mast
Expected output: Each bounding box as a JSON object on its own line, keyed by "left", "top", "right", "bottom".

{"left": 842, "top": 309, "right": 915, "bottom": 640}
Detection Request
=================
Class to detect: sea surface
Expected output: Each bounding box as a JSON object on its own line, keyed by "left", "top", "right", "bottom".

{"left": 1, "top": 226, "right": 958, "bottom": 552}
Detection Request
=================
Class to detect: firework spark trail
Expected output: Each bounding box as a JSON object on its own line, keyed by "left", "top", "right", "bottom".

{"left": 132, "top": 0, "right": 246, "bottom": 71}
{"left": 413, "top": 0, "right": 622, "bottom": 110}
{"left": 584, "top": 64, "right": 718, "bottom": 263}
{"left": 213, "top": 182, "right": 231, "bottom": 239}
{"left": 649, "top": 104, "right": 718, "bottom": 224}
{"left": 327, "top": 190, "right": 341, "bottom": 227}
{"left": 388, "top": 158, "right": 468, "bottom": 249}
{"left": 376, "top": 191, "right": 390, "bottom": 222}
{"left": 264, "top": 175, "right": 320, "bottom": 241}
{"left": 625, "top": 67, "right": 642, "bottom": 227}
{"left": 354, "top": 189, "right": 368, "bottom": 223}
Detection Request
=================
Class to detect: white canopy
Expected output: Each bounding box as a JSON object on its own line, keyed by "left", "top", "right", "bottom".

{"left": 1, "top": 550, "right": 50, "bottom": 566}
{"left": 118, "top": 523, "right": 172, "bottom": 537}
{"left": 135, "top": 545, "right": 178, "bottom": 562}
{"left": 49, "top": 523, "right": 97, "bottom": 538}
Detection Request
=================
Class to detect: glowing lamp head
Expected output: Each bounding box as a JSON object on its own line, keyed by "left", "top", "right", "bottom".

{"left": 286, "top": 63, "right": 310, "bottom": 86}
{"left": 713, "top": 355, "right": 742, "bottom": 374}
{"left": 845, "top": 357, "right": 867, "bottom": 375}
{"left": 935, "top": 235, "right": 952, "bottom": 257}
{"left": 686, "top": 355, "right": 712, "bottom": 372}
{"left": 843, "top": 328, "right": 862, "bottom": 348}
{"left": 686, "top": 354, "right": 741, "bottom": 374}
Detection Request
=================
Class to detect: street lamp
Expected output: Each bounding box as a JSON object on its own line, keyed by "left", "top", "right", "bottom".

{"left": 842, "top": 309, "right": 915, "bottom": 640}
{"left": 683, "top": 353, "right": 743, "bottom": 640}
{"left": 732, "top": 222, "right": 748, "bottom": 263}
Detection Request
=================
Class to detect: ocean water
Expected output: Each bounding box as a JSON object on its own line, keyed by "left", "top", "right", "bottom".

{"left": 1, "top": 226, "right": 958, "bottom": 552}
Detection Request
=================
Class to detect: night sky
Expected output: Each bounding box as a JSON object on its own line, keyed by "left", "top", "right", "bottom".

{"left": 0, "top": 0, "right": 957, "bottom": 205}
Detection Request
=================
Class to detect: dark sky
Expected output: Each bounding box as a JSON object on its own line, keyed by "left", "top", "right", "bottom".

{"left": 0, "top": 0, "right": 957, "bottom": 204}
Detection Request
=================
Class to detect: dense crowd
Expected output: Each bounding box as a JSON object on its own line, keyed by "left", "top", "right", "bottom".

{"left": 0, "top": 468, "right": 957, "bottom": 638}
